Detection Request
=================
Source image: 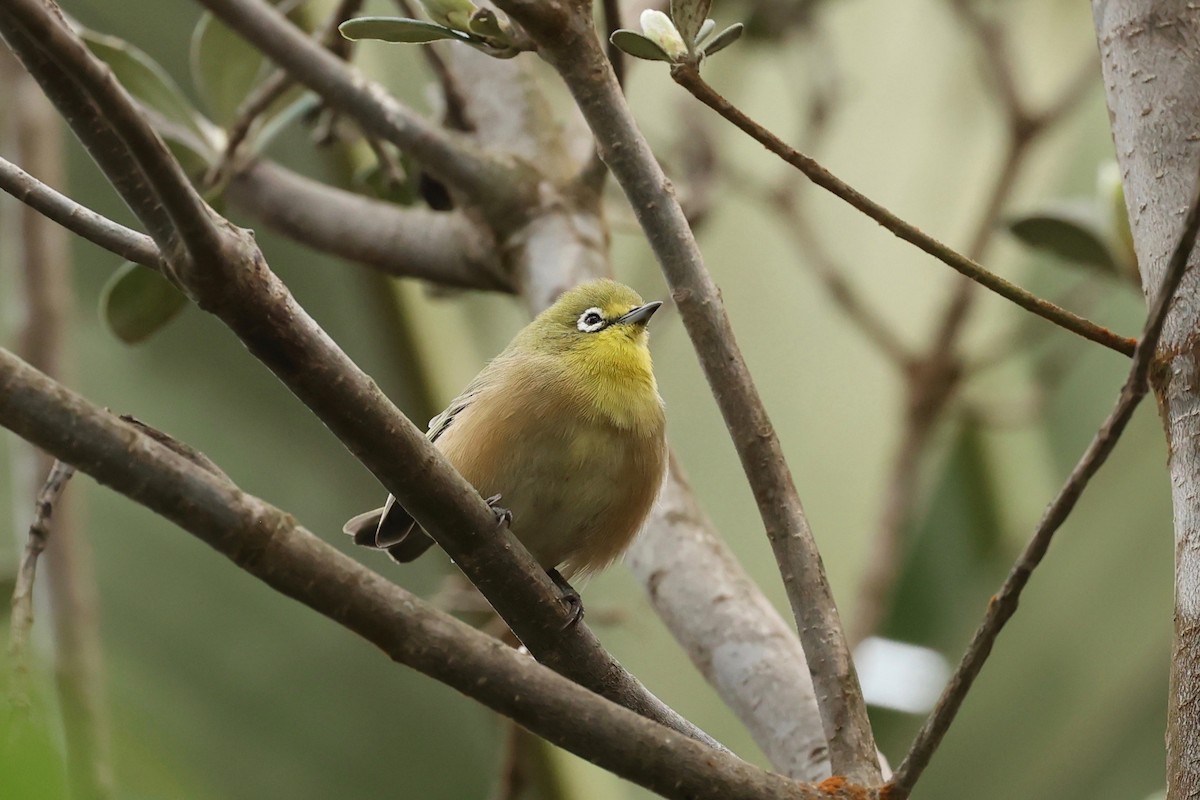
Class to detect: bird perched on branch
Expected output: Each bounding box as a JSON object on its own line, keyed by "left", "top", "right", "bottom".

{"left": 344, "top": 279, "right": 668, "bottom": 616}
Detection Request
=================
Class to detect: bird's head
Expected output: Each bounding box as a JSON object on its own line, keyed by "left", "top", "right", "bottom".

{"left": 528, "top": 280, "right": 662, "bottom": 358}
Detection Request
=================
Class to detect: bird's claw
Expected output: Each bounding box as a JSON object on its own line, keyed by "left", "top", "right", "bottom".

{"left": 484, "top": 493, "right": 513, "bottom": 529}
{"left": 547, "top": 568, "right": 585, "bottom": 629}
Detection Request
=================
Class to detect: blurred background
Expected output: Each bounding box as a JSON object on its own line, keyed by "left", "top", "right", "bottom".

{"left": 0, "top": 0, "right": 1172, "bottom": 798}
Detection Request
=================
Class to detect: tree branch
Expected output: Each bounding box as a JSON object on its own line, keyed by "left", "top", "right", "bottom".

{"left": 8, "top": 460, "right": 75, "bottom": 697}
{"left": 0, "top": 0, "right": 720, "bottom": 752}
{"left": 491, "top": 0, "right": 880, "bottom": 783}
{"left": 887, "top": 160, "right": 1200, "bottom": 800}
{"left": 626, "top": 456, "right": 831, "bottom": 781}
{"left": 0, "top": 350, "right": 880, "bottom": 800}
{"left": 226, "top": 160, "right": 509, "bottom": 289}
{"left": 670, "top": 66, "right": 1134, "bottom": 358}
{"left": 0, "top": 154, "right": 160, "bottom": 269}
{"left": 193, "top": 0, "right": 535, "bottom": 229}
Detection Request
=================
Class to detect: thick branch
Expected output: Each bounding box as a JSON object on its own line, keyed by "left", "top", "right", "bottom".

{"left": 226, "top": 160, "right": 508, "bottom": 290}
{"left": 670, "top": 66, "right": 1135, "bottom": 358}
{"left": 1092, "top": 5, "right": 1200, "bottom": 798}
{"left": 0, "top": 351, "right": 875, "bottom": 800}
{"left": 492, "top": 0, "right": 879, "bottom": 783}
{"left": 0, "top": 0, "right": 719, "bottom": 751}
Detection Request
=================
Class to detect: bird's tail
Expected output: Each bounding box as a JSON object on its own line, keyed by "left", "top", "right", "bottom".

{"left": 342, "top": 498, "right": 436, "bottom": 563}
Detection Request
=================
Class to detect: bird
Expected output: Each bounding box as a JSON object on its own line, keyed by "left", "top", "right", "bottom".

{"left": 343, "top": 279, "right": 668, "bottom": 613}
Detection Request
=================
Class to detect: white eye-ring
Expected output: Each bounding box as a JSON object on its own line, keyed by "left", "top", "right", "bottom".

{"left": 577, "top": 307, "right": 606, "bottom": 333}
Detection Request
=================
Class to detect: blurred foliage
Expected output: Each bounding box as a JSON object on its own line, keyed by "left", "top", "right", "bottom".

{"left": 0, "top": 0, "right": 1176, "bottom": 799}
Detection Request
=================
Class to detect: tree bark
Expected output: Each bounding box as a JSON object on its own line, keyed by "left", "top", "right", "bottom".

{"left": 1092, "top": 3, "right": 1200, "bottom": 797}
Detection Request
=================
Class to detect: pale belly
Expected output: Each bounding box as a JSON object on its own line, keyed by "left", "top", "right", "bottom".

{"left": 435, "top": 404, "right": 665, "bottom": 577}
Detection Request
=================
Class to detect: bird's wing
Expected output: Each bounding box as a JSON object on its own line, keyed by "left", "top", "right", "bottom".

{"left": 373, "top": 358, "right": 507, "bottom": 554}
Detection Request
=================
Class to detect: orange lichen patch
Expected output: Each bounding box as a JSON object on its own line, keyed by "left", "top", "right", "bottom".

{"left": 816, "top": 775, "right": 875, "bottom": 799}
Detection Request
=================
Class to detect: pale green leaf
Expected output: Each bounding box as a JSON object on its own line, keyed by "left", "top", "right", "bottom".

{"left": 609, "top": 30, "right": 673, "bottom": 62}
{"left": 701, "top": 23, "right": 744, "bottom": 57}
{"left": 338, "top": 16, "right": 470, "bottom": 43}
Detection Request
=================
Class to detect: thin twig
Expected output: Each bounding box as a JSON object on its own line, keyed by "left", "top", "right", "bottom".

{"left": 888, "top": 162, "right": 1200, "bottom": 800}
{"left": 0, "top": 154, "right": 161, "bottom": 269}
{"left": 671, "top": 65, "right": 1134, "bottom": 357}
{"left": 0, "top": 350, "right": 883, "bottom": 800}
{"left": 493, "top": 0, "right": 881, "bottom": 783}
{"left": 8, "top": 460, "right": 76, "bottom": 698}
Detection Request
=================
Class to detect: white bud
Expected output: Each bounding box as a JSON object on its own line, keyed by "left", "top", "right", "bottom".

{"left": 639, "top": 9, "right": 687, "bottom": 60}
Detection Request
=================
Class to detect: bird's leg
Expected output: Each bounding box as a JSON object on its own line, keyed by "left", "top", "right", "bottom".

{"left": 484, "top": 493, "right": 513, "bottom": 529}
{"left": 546, "top": 568, "right": 584, "bottom": 629}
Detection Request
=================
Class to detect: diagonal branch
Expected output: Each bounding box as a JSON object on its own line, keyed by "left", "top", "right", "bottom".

{"left": 0, "top": 154, "right": 161, "bottom": 269}
{"left": 492, "top": 0, "right": 880, "bottom": 783}
{"left": 0, "top": 350, "right": 877, "bottom": 800}
{"left": 0, "top": 0, "right": 720, "bottom": 752}
{"left": 670, "top": 66, "right": 1135, "bottom": 358}
{"left": 888, "top": 161, "right": 1200, "bottom": 800}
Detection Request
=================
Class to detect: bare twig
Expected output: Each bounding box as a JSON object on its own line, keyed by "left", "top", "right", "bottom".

{"left": 888, "top": 162, "right": 1200, "bottom": 800}
{"left": 671, "top": 66, "right": 1133, "bottom": 357}
{"left": 8, "top": 460, "right": 76, "bottom": 694}
{"left": 0, "top": 350, "right": 883, "bottom": 800}
{"left": 493, "top": 0, "right": 880, "bottom": 782}
{"left": 1, "top": 0, "right": 718, "bottom": 751}
{"left": 0, "top": 154, "right": 161, "bottom": 269}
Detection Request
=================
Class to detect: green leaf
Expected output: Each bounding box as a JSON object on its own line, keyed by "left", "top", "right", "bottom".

{"left": 701, "top": 23, "right": 744, "bottom": 57}
{"left": 610, "top": 30, "right": 673, "bottom": 62}
{"left": 694, "top": 18, "right": 716, "bottom": 46}
{"left": 1007, "top": 200, "right": 1123, "bottom": 276}
{"left": 670, "top": 0, "right": 711, "bottom": 49}
{"left": 100, "top": 262, "right": 189, "bottom": 344}
{"left": 79, "top": 28, "right": 208, "bottom": 143}
{"left": 191, "top": 12, "right": 268, "bottom": 125}
{"left": 338, "top": 17, "right": 470, "bottom": 43}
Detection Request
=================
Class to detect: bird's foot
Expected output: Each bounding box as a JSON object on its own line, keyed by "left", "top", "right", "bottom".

{"left": 484, "top": 493, "right": 513, "bottom": 529}
{"left": 547, "top": 568, "right": 584, "bottom": 629}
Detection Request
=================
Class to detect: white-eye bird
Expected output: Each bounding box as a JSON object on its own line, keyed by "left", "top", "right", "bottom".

{"left": 343, "top": 280, "right": 668, "bottom": 599}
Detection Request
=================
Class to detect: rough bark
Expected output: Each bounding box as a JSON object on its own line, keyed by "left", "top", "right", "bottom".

{"left": 1092, "top": 3, "right": 1200, "bottom": 798}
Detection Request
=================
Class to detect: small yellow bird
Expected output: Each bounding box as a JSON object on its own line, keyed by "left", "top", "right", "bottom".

{"left": 343, "top": 280, "right": 668, "bottom": 605}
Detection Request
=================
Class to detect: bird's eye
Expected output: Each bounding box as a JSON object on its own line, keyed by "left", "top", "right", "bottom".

{"left": 577, "top": 308, "right": 606, "bottom": 333}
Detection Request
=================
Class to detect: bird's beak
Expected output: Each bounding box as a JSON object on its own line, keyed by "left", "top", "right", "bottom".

{"left": 614, "top": 301, "right": 663, "bottom": 327}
